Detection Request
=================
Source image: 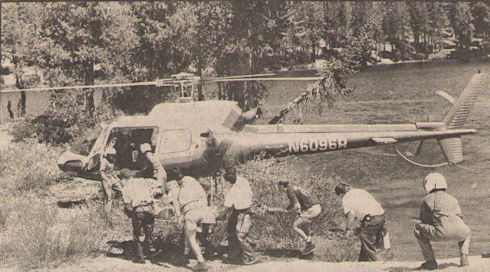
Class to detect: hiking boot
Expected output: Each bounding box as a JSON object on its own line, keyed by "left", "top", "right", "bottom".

{"left": 418, "top": 259, "right": 438, "bottom": 270}
{"left": 132, "top": 257, "right": 146, "bottom": 264}
{"left": 192, "top": 262, "right": 209, "bottom": 272}
{"left": 301, "top": 242, "right": 316, "bottom": 255}
{"left": 133, "top": 242, "right": 146, "bottom": 263}
{"left": 460, "top": 254, "right": 469, "bottom": 267}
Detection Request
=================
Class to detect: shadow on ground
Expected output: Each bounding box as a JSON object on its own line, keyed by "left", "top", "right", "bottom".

{"left": 106, "top": 236, "right": 183, "bottom": 268}
{"left": 384, "top": 262, "right": 460, "bottom": 272}
{"left": 262, "top": 248, "right": 314, "bottom": 260}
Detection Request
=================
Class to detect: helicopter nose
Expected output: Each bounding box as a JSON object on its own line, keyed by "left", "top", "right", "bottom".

{"left": 57, "top": 151, "right": 84, "bottom": 172}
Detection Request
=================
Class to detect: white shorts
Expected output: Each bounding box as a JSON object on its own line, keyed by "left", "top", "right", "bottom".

{"left": 300, "top": 204, "right": 321, "bottom": 220}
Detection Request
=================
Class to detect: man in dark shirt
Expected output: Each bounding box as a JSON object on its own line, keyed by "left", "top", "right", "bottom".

{"left": 267, "top": 180, "right": 322, "bottom": 255}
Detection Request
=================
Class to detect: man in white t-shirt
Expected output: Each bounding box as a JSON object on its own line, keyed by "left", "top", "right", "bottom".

{"left": 335, "top": 182, "right": 388, "bottom": 261}
{"left": 217, "top": 167, "right": 259, "bottom": 265}
{"left": 169, "top": 168, "right": 215, "bottom": 272}
{"left": 120, "top": 168, "right": 155, "bottom": 264}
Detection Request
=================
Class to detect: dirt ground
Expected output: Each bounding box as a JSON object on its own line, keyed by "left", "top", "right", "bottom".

{"left": 2, "top": 253, "right": 489, "bottom": 272}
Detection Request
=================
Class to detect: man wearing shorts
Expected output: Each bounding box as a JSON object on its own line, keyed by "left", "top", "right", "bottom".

{"left": 267, "top": 180, "right": 321, "bottom": 255}
{"left": 170, "top": 168, "right": 215, "bottom": 272}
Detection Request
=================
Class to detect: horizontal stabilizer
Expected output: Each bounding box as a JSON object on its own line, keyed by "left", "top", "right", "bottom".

{"left": 371, "top": 137, "right": 398, "bottom": 144}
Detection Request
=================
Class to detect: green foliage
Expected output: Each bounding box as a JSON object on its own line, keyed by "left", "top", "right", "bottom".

{"left": 0, "top": 199, "right": 107, "bottom": 269}
{"left": 0, "top": 205, "right": 8, "bottom": 231}
{"left": 471, "top": 2, "right": 490, "bottom": 39}
{"left": 449, "top": 3, "right": 474, "bottom": 50}
{"left": 32, "top": 91, "right": 122, "bottom": 145}
{"left": 1, "top": 1, "right": 486, "bottom": 131}
{"left": 230, "top": 158, "right": 355, "bottom": 260}
{"left": 0, "top": 139, "right": 62, "bottom": 194}
{"left": 8, "top": 119, "right": 36, "bottom": 142}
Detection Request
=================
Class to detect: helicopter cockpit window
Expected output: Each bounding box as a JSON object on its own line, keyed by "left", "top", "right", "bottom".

{"left": 105, "top": 127, "right": 158, "bottom": 169}
{"left": 160, "top": 130, "right": 191, "bottom": 154}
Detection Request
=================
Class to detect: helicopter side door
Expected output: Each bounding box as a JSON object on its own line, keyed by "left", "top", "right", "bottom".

{"left": 156, "top": 129, "right": 193, "bottom": 168}
{"left": 85, "top": 126, "right": 111, "bottom": 172}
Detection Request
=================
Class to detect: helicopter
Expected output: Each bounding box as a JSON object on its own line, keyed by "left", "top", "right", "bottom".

{"left": 48, "top": 72, "right": 488, "bottom": 181}
{"left": 3, "top": 71, "right": 487, "bottom": 178}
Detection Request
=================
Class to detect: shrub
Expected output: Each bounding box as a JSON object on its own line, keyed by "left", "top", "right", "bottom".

{"left": 8, "top": 118, "right": 37, "bottom": 142}
{"left": 32, "top": 92, "right": 122, "bottom": 145}
{"left": 208, "top": 157, "right": 358, "bottom": 261}
{"left": 0, "top": 139, "right": 62, "bottom": 194}
{"left": 0, "top": 204, "right": 8, "bottom": 230}
{"left": 0, "top": 198, "right": 108, "bottom": 269}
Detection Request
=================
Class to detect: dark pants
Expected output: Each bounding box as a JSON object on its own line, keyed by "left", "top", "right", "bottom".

{"left": 227, "top": 209, "right": 256, "bottom": 263}
{"left": 359, "top": 214, "right": 385, "bottom": 262}
{"left": 131, "top": 205, "right": 155, "bottom": 259}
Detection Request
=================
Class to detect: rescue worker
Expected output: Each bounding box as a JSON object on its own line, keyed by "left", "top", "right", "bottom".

{"left": 170, "top": 168, "right": 215, "bottom": 272}
{"left": 119, "top": 168, "right": 155, "bottom": 264}
{"left": 139, "top": 143, "right": 167, "bottom": 197}
{"left": 414, "top": 172, "right": 471, "bottom": 270}
{"left": 100, "top": 146, "right": 122, "bottom": 204}
{"left": 266, "top": 180, "right": 321, "bottom": 255}
{"left": 335, "top": 182, "right": 387, "bottom": 262}
{"left": 216, "top": 167, "right": 260, "bottom": 265}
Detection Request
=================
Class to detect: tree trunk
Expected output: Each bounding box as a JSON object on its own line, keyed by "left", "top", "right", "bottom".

{"left": 85, "top": 60, "right": 95, "bottom": 117}
{"left": 13, "top": 61, "right": 26, "bottom": 117}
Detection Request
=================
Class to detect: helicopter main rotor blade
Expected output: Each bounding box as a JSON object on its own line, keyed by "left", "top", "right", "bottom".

{"left": 0, "top": 81, "right": 160, "bottom": 93}
{"left": 0, "top": 73, "right": 322, "bottom": 93}
{"left": 210, "top": 77, "right": 322, "bottom": 82}
{"left": 206, "top": 73, "right": 277, "bottom": 81}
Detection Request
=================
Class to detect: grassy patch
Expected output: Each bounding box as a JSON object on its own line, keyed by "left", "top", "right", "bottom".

{"left": 235, "top": 157, "right": 356, "bottom": 261}
{"left": 0, "top": 140, "right": 113, "bottom": 269}
{"left": 0, "top": 139, "right": 62, "bottom": 194}
{"left": 0, "top": 197, "right": 109, "bottom": 269}
{"left": 8, "top": 119, "right": 37, "bottom": 142}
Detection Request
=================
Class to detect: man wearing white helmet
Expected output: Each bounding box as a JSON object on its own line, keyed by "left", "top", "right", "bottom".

{"left": 414, "top": 172, "right": 471, "bottom": 270}
{"left": 140, "top": 143, "right": 167, "bottom": 196}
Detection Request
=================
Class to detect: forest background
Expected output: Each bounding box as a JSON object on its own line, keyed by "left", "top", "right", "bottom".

{"left": 1, "top": 1, "right": 489, "bottom": 144}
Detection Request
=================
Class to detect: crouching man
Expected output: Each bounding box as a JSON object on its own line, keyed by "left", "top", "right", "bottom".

{"left": 266, "top": 180, "right": 321, "bottom": 255}
{"left": 414, "top": 173, "right": 471, "bottom": 270}
{"left": 335, "top": 182, "right": 387, "bottom": 262}
{"left": 217, "top": 167, "right": 260, "bottom": 265}
{"left": 119, "top": 168, "right": 155, "bottom": 264}
{"left": 170, "top": 168, "right": 215, "bottom": 272}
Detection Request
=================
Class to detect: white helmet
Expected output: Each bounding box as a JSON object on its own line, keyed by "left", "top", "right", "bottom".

{"left": 423, "top": 172, "right": 447, "bottom": 193}
{"left": 140, "top": 143, "right": 152, "bottom": 154}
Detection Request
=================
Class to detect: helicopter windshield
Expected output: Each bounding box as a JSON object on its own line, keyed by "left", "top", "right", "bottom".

{"left": 70, "top": 125, "right": 104, "bottom": 156}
